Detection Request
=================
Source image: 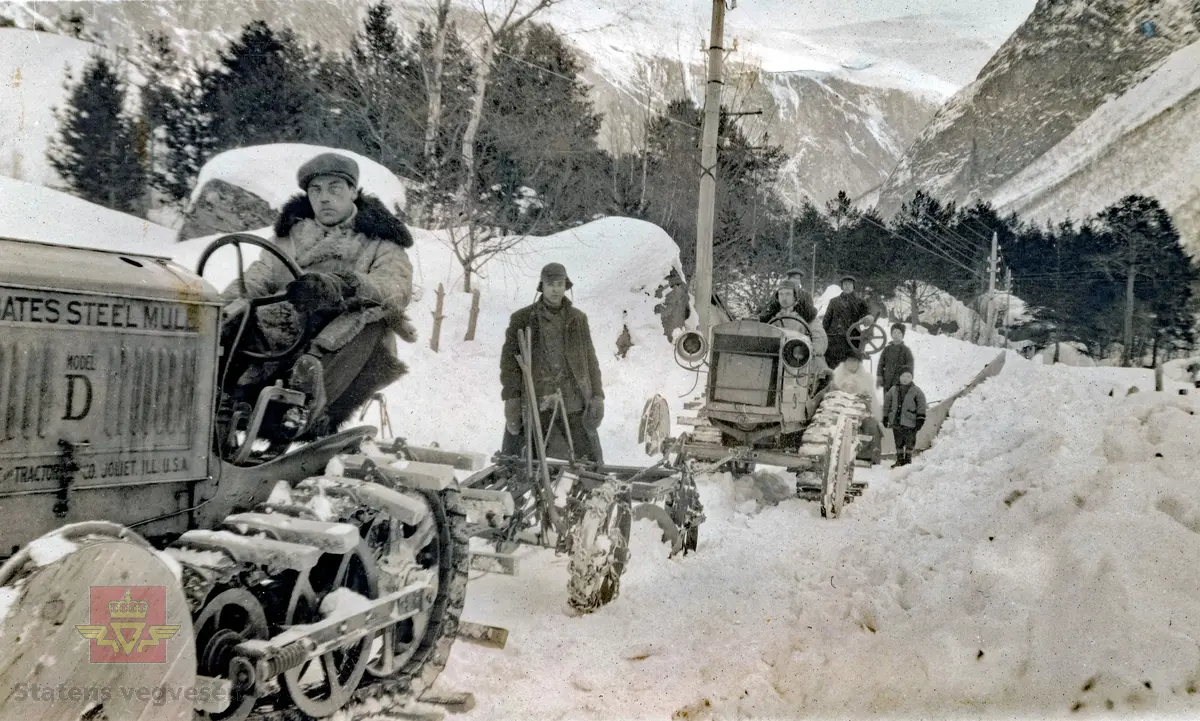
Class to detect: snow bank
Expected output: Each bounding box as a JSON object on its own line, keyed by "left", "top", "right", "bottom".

{"left": 377, "top": 218, "right": 697, "bottom": 466}
{"left": 188, "top": 144, "right": 409, "bottom": 212}
{"left": 0, "top": 174, "right": 175, "bottom": 252}
{"left": 0, "top": 28, "right": 99, "bottom": 187}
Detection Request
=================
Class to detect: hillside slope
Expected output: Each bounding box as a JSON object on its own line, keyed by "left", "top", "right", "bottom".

{"left": 992, "top": 39, "right": 1200, "bottom": 254}
{"left": 0, "top": 27, "right": 100, "bottom": 187}
{"left": 875, "top": 0, "right": 1200, "bottom": 216}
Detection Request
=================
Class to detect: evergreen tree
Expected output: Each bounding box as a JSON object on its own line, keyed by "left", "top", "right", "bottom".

{"left": 48, "top": 54, "right": 147, "bottom": 214}
{"left": 198, "top": 21, "right": 323, "bottom": 157}
{"left": 476, "top": 23, "right": 605, "bottom": 230}
{"left": 319, "top": 3, "right": 426, "bottom": 176}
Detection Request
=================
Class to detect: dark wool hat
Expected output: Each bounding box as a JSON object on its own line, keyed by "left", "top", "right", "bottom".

{"left": 840, "top": 274, "right": 857, "bottom": 285}
{"left": 537, "top": 262, "right": 573, "bottom": 291}
{"left": 785, "top": 267, "right": 806, "bottom": 278}
{"left": 298, "top": 152, "right": 360, "bottom": 190}
{"left": 892, "top": 322, "right": 906, "bottom": 336}
{"left": 776, "top": 279, "right": 800, "bottom": 293}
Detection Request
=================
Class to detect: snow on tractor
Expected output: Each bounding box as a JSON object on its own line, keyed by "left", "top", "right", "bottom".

{"left": 640, "top": 311, "right": 886, "bottom": 518}
{"left": 460, "top": 327, "right": 707, "bottom": 615}
{"left": 0, "top": 234, "right": 515, "bottom": 721}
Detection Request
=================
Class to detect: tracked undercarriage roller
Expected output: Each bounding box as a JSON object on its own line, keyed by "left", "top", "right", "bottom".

{"left": 0, "top": 472, "right": 471, "bottom": 721}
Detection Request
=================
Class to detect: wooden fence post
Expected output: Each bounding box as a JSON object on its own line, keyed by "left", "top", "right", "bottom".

{"left": 464, "top": 288, "right": 481, "bottom": 341}
{"left": 1155, "top": 363, "right": 1163, "bottom": 391}
{"left": 430, "top": 282, "right": 445, "bottom": 352}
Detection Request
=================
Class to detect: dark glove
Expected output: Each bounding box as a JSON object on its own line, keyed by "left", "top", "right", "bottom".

{"left": 584, "top": 397, "right": 604, "bottom": 429}
{"left": 915, "top": 416, "right": 925, "bottom": 431}
{"left": 286, "top": 272, "right": 349, "bottom": 312}
{"left": 504, "top": 397, "right": 523, "bottom": 435}
{"left": 882, "top": 417, "right": 890, "bottom": 429}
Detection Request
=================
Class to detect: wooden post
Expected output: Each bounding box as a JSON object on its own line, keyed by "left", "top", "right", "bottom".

{"left": 694, "top": 0, "right": 726, "bottom": 335}
{"left": 430, "top": 282, "right": 445, "bottom": 352}
{"left": 1155, "top": 363, "right": 1163, "bottom": 391}
{"left": 464, "top": 288, "right": 481, "bottom": 341}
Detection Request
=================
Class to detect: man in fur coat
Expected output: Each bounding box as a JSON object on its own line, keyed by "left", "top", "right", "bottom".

{"left": 499, "top": 263, "right": 605, "bottom": 463}
{"left": 220, "top": 152, "right": 416, "bottom": 439}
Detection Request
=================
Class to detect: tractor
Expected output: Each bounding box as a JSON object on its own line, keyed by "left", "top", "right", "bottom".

{"left": 0, "top": 233, "right": 509, "bottom": 721}
{"left": 641, "top": 309, "right": 885, "bottom": 518}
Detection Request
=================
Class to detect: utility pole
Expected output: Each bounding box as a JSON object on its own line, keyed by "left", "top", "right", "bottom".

{"left": 694, "top": 0, "right": 727, "bottom": 334}
{"left": 988, "top": 231, "right": 999, "bottom": 295}
{"left": 1002, "top": 267, "right": 1012, "bottom": 349}
{"left": 984, "top": 231, "right": 999, "bottom": 345}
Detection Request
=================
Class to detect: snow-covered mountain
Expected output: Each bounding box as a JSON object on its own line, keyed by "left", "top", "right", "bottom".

{"left": 874, "top": 0, "right": 1200, "bottom": 227}
{"left": 992, "top": 38, "right": 1200, "bottom": 256}
{"left": 5, "top": 0, "right": 1036, "bottom": 205}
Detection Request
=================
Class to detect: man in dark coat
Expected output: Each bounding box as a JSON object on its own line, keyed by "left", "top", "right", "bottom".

{"left": 876, "top": 323, "right": 915, "bottom": 395}
{"left": 756, "top": 267, "right": 817, "bottom": 323}
{"left": 822, "top": 274, "right": 873, "bottom": 369}
{"left": 220, "top": 151, "right": 416, "bottom": 439}
{"left": 882, "top": 370, "right": 926, "bottom": 467}
{"left": 500, "top": 263, "right": 605, "bottom": 463}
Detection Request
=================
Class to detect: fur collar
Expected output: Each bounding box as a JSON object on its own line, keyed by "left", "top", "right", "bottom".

{"left": 274, "top": 192, "right": 413, "bottom": 248}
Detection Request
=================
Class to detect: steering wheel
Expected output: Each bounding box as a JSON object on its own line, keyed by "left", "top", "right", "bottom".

{"left": 768, "top": 313, "right": 810, "bottom": 333}
{"left": 195, "top": 233, "right": 308, "bottom": 362}
{"left": 847, "top": 319, "right": 886, "bottom": 356}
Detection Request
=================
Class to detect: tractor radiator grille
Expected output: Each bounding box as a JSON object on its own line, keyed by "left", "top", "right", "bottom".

{"left": 102, "top": 346, "right": 199, "bottom": 439}
{"left": 0, "top": 341, "right": 198, "bottom": 443}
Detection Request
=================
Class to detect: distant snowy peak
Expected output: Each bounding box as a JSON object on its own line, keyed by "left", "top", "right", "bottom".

{"left": 875, "top": 0, "right": 1200, "bottom": 218}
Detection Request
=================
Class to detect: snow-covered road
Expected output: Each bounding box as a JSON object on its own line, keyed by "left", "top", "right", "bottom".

{"left": 421, "top": 353, "right": 1200, "bottom": 721}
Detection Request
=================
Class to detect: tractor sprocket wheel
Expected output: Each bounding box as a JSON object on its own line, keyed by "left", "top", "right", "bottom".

{"left": 281, "top": 541, "right": 377, "bottom": 718}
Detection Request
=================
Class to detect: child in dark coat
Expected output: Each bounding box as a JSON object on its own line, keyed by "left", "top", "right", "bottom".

{"left": 882, "top": 369, "right": 927, "bottom": 467}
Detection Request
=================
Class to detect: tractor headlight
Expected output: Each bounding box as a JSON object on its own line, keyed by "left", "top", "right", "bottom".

{"left": 674, "top": 330, "right": 708, "bottom": 367}
{"left": 781, "top": 337, "right": 812, "bottom": 370}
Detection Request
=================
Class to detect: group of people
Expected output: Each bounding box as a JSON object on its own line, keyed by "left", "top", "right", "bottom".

{"left": 758, "top": 270, "right": 926, "bottom": 468}
{"left": 218, "top": 149, "right": 924, "bottom": 472}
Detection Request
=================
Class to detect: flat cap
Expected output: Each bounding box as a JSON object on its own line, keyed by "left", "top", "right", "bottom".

{"left": 784, "top": 267, "right": 805, "bottom": 278}
{"left": 298, "top": 152, "right": 359, "bottom": 190}
{"left": 840, "top": 274, "right": 857, "bottom": 284}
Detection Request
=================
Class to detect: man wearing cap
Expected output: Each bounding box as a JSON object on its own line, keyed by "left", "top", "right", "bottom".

{"left": 499, "top": 262, "right": 605, "bottom": 463}
{"left": 756, "top": 267, "right": 817, "bottom": 324}
{"left": 822, "top": 274, "right": 874, "bottom": 369}
{"left": 876, "top": 322, "right": 915, "bottom": 395}
{"left": 220, "top": 151, "right": 416, "bottom": 439}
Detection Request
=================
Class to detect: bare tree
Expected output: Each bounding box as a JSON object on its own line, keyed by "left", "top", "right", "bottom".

{"left": 422, "top": 0, "right": 453, "bottom": 186}
{"left": 442, "top": 222, "right": 530, "bottom": 293}
{"left": 897, "top": 279, "right": 942, "bottom": 326}
{"left": 458, "top": 0, "right": 560, "bottom": 207}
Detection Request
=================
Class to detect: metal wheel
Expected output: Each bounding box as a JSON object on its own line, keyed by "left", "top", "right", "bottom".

{"left": 847, "top": 321, "right": 886, "bottom": 356}
{"left": 282, "top": 541, "right": 378, "bottom": 717}
{"left": 194, "top": 589, "right": 269, "bottom": 721}
{"left": 364, "top": 501, "right": 440, "bottom": 678}
{"left": 567, "top": 480, "right": 633, "bottom": 613}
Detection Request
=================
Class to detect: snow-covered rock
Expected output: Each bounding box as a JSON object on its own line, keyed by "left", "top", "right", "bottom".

{"left": 181, "top": 144, "right": 409, "bottom": 239}
{"left": 993, "top": 39, "right": 1200, "bottom": 256}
